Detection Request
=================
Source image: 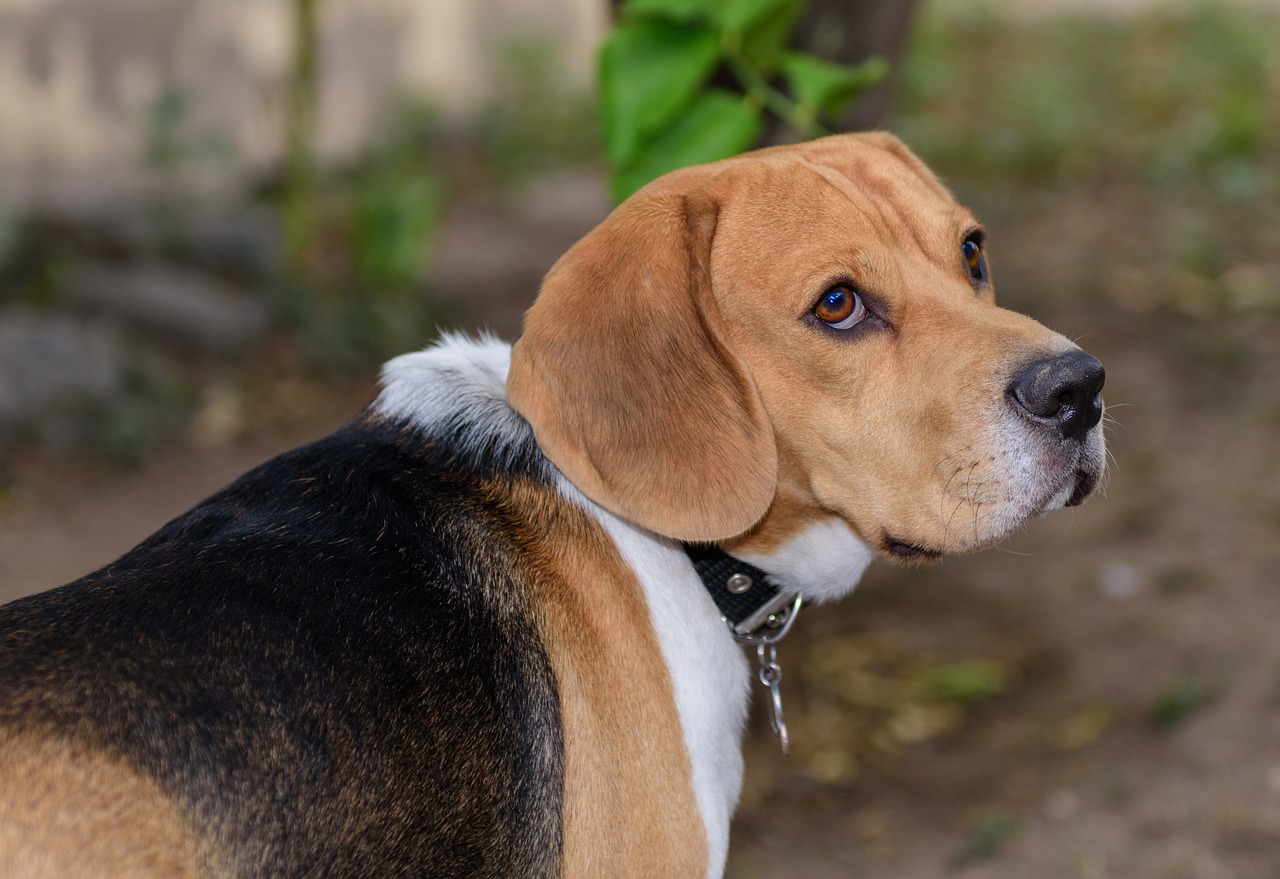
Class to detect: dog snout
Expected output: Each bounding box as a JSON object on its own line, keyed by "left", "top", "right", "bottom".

{"left": 1008, "top": 350, "right": 1105, "bottom": 442}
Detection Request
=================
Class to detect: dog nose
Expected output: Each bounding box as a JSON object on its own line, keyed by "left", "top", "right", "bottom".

{"left": 1009, "top": 350, "right": 1105, "bottom": 441}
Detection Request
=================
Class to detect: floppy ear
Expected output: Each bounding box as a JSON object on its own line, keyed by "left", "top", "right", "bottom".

{"left": 506, "top": 171, "right": 777, "bottom": 541}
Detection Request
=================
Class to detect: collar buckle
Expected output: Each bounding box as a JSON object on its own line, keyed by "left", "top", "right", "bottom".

{"left": 683, "top": 543, "right": 803, "bottom": 757}
{"left": 730, "top": 592, "right": 802, "bottom": 642}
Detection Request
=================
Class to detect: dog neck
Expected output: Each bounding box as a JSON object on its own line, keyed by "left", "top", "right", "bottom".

{"left": 375, "top": 335, "right": 877, "bottom": 876}
{"left": 722, "top": 508, "right": 876, "bottom": 606}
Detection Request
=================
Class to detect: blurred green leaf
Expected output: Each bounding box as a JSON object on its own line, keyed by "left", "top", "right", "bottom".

{"left": 734, "top": 0, "right": 803, "bottom": 73}
{"left": 600, "top": 0, "right": 893, "bottom": 203}
{"left": 622, "top": 0, "right": 708, "bottom": 21}
{"left": 782, "top": 52, "right": 889, "bottom": 119}
{"left": 923, "top": 659, "right": 1006, "bottom": 707}
{"left": 351, "top": 173, "right": 445, "bottom": 288}
{"left": 610, "top": 90, "right": 762, "bottom": 202}
{"left": 711, "top": 0, "right": 791, "bottom": 32}
{"left": 599, "top": 19, "right": 721, "bottom": 165}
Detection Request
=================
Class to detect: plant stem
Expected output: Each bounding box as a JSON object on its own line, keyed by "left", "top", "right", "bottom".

{"left": 721, "top": 34, "right": 826, "bottom": 141}
{"left": 284, "top": 0, "right": 319, "bottom": 282}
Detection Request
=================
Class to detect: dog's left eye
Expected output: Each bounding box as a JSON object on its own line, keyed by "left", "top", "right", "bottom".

{"left": 814, "top": 285, "right": 867, "bottom": 330}
{"left": 962, "top": 234, "right": 985, "bottom": 281}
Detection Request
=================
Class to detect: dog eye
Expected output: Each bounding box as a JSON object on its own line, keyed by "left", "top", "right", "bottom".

{"left": 962, "top": 234, "right": 985, "bottom": 281}
{"left": 814, "top": 285, "right": 867, "bottom": 330}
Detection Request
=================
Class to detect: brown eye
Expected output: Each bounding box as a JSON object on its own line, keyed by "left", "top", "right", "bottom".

{"left": 962, "top": 234, "right": 985, "bottom": 280}
{"left": 814, "top": 285, "right": 867, "bottom": 330}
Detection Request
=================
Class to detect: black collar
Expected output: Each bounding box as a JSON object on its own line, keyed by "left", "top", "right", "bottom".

{"left": 684, "top": 543, "right": 804, "bottom": 755}
{"left": 683, "top": 543, "right": 799, "bottom": 638}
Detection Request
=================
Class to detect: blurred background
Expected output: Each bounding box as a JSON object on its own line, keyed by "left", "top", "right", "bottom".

{"left": 1, "top": 0, "right": 1278, "bottom": 875}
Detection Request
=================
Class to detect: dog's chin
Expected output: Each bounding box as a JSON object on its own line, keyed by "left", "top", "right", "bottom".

{"left": 888, "top": 467, "right": 1103, "bottom": 562}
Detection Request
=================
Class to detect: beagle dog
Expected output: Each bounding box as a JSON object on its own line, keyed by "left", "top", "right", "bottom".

{"left": 0, "top": 133, "right": 1105, "bottom": 878}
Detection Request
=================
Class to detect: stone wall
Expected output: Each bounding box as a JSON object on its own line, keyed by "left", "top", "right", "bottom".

{"left": 0, "top": 0, "right": 605, "bottom": 207}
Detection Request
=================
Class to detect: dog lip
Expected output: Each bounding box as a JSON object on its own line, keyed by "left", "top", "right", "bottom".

{"left": 884, "top": 536, "right": 943, "bottom": 561}
{"left": 1065, "top": 468, "right": 1099, "bottom": 507}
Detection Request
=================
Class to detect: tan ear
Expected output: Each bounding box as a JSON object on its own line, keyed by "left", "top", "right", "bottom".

{"left": 506, "top": 171, "right": 777, "bottom": 541}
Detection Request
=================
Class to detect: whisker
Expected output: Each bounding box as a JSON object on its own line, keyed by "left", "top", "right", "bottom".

{"left": 993, "top": 543, "right": 1035, "bottom": 557}
{"left": 945, "top": 496, "right": 966, "bottom": 541}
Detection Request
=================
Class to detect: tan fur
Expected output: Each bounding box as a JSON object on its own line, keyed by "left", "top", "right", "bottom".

{"left": 492, "top": 478, "right": 708, "bottom": 877}
{"left": 722, "top": 447, "right": 830, "bottom": 558}
{"left": 509, "top": 132, "right": 1078, "bottom": 558}
{"left": 0, "top": 733, "right": 205, "bottom": 878}
{"left": 506, "top": 166, "right": 777, "bottom": 541}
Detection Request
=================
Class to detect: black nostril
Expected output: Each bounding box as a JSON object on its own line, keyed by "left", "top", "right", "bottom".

{"left": 1009, "top": 350, "right": 1105, "bottom": 441}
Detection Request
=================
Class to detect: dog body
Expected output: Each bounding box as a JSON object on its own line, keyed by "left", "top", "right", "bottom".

{"left": 0, "top": 134, "right": 1105, "bottom": 877}
{"left": 0, "top": 340, "right": 724, "bottom": 876}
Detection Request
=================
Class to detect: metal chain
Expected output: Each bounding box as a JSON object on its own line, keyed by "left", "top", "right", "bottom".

{"left": 732, "top": 596, "right": 802, "bottom": 757}
{"left": 756, "top": 642, "right": 789, "bottom": 756}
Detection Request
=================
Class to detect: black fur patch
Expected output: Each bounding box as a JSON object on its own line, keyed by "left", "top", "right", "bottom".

{"left": 0, "top": 412, "right": 564, "bottom": 877}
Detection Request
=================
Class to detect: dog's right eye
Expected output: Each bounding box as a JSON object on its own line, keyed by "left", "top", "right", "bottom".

{"left": 814, "top": 286, "right": 867, "bottom": 330}
{"left": 962, "top": 231, "right": 987, "bottom": 283}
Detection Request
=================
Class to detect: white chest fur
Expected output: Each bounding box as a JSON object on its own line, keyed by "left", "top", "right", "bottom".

{"left": 559, "top": 485, "right": 751, "bottom": 879}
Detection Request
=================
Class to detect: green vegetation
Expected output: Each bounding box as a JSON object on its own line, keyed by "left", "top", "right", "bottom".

{"left": 474, "top": 40, "right": 602, "bottom": 186}
{"left": 599, "top": 0, "right": 886, "bottom": 201}
{"left": 790, "top": 635, "right": 1010, "bottom": 786}
{"left": 950, "top": 812, "right": 1021, "bottom": 869}
{"left": 892, "top": 0, "right": 1280, "bottom": 322}
{"left": 284, "top": 0, "right": 321, "bottom": 282}
{"left": 924, "top": 658, "right": 1007, "bottom": 707}
{"left": 898, "top": 1, "right": 1277, "bottom": 190}
{"left": 269, "top": 100, "right": 450, "bottom": 372}
{"left": 1149, "top": 673, "right": 1219, "bottom": 730}
{"left": 268, "top": 41, "right": 597, "bottom": 373}
{"left": 0, "top": 218, "right": 73, "bottom": 310}
{"left": 144, "top": 90, "right": 236, "bottom": 182}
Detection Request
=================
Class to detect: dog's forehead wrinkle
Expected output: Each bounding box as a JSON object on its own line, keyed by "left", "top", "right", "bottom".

{"left": 797, "top": 157, "right": 884, "bottom": 213}
{"left": 792, "top": 156, "right": 960, "bottom": 265}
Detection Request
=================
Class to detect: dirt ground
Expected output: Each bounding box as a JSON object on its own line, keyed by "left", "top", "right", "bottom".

{"left": 4, "top": 7, "right": 1280, "bottom": 878}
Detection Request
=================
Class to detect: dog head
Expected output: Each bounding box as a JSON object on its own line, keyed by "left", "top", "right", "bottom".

{"left": 507, "top": 133, "right": 1105, "bottom": 587}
